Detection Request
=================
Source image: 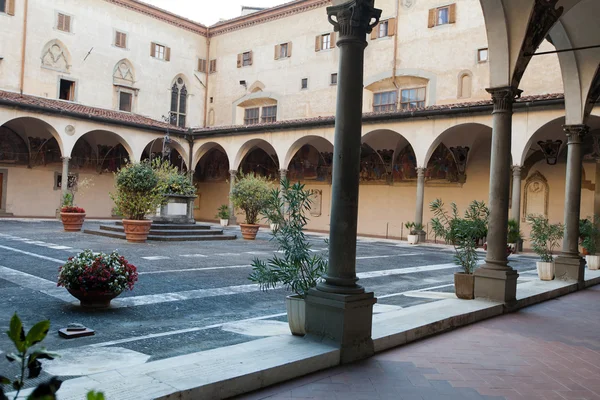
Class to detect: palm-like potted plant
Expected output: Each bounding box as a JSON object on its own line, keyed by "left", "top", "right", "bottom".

{"left": 405, "top": 222, "right": 423, "bottom": 244}
{"left": 216, "top": 204, "right": 230, "bottom": 227}
{"left": 230, "top": 173, "right": 272, "bottom": 240}
{"left": 579, "top": 216, "right": 600, "bottom": 270}
{"left": 249, "top": 180, "right": 327, "bottom": 335}
{"left": 430, "top": 199, "right": 489, "bottom": 299}
{"left": 527, "top": 214, "right": 564, "bottom": 280}
{"left": 507, "top": 219, "right": 523, "bottom": 254}
{"left": 60, "top": 192, "right": 86, "bottom": 232}
{"left": 110, "top": 161, "right": 163, "bottom": 243}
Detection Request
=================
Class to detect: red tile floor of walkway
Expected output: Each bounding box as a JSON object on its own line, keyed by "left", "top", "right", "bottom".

{"left": 237, "top": 286, "right": 600, "bottom": 400}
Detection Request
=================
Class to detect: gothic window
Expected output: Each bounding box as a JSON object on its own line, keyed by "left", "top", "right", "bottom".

{"left": 458, "top": 72, "right": 472, "bottom": 99}
{"left": 170, "top": 78, "right": 187, "bottom": 127}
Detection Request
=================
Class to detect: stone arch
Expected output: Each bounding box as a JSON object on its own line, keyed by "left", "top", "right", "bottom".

{"left": 234, "top": 139, "right": 279, "bottom": 179}
{"left": 282, "top": 136, "right": 334, "bottom": 169}
{"left": 141, "top": 136, "right": 189, "bottom": 170}
{"left": 71, "top": 130, "right": 135, "bottom": 173}
{"left": 284, "top": 136, "right": 334, "bottom": 184}
{"left": 248, "top": 81, "right": 266, "bottom": 93}
{"left": 41, "top": 39, "right": 71, "bottom": 73}
{"left": 457, "top": 70, "right": 473, "bottom": 99}
{"left": 113, "top": 59, "right": 136, "bottom": 86}
{"left": 1, "top": 117, "right": 65, "bottom": 162}
{"left": 193, "top": 142, "right": 230, "bottom": 170}
{"left": 519, "top": 116, "right": 567, "bottom": 166}
{"left": 364, "top": 69, "right": 437, "bottom": 106}
{"left": 361, "top": 129, "right": 417, "bottom": 184}
{"left": 0, "top": 125, "right": 29, "bottom": 165}
{"left": 194, "top": 143, "right": 230, "bottom": 183}
{"left": 522, "top": 170, "right": 549, "bottom": 222}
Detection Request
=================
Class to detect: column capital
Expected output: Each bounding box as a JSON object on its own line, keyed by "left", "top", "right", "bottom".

{"left": 61, "top": 156, "right": 71, "bottom": 162}
{"left": 327, "top": 0, "right": 382, "bottom": 43}
{"left": 416, "top": 167, "right": 426, "bottom": 177}
{"left": 229, "top": 169, "right": 237, "bottom": 177}
{"left": 511, "top": 165, "right": 522, "bottom": 176}
{"left": 563, "top": 124, "right": 589, "bottom": 144}
{"left": 485, "top": 86, "right": 522, "bottom": 113}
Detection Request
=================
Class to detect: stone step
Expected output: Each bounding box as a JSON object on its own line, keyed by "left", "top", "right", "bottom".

{"left": 114, "top": 221, "right": 212, "bottom": 230}
{"left": 83, "top": 229, "right": 237, "bottom": 242}
{"left": 99, "top": 225, "right": 223, "bottom": 236}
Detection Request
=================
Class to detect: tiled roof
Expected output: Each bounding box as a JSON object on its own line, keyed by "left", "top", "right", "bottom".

{"left": 0, "top": 90, "right": 186, "bottom": 133}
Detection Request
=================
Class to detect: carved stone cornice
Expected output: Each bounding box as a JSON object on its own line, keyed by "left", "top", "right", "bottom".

{"left": 327, "top": 0, "right": 381, "bottom": 42}
{"left": 486, "top": 87, "right": 523, "bottom": 113}
{"left": 563, "top": 124, "right": 589, "bottom": 145}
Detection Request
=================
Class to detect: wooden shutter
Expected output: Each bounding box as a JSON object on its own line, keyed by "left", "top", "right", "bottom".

{"left": 64, "top": 15, "right": 71, "bottom": 32}
{"left": 120, "top": 32, "right": 127, "bottom": 47}
{"left": 57, "top": 13, "right": 64, "bottom": 30}
{"left": 165, "top": 47, "right": 171, "bottom": 61}
{"left": 237, "top": 53, "right": 242, "bottom": 68}
{"left": 370, "top": 23, "right": 379, "bottom": 40}
{"left": 315, "top": 35, "right": 321, "bottom": 52}
{"left": 287, "top": 42, "right": 292, "bottom": 57}
{"left": 274, "top": 44, "right": 280, "bottom": 60}
{"left": 330, "top": 32, "right": 336, "bottom": 47}
{"left": 150, "top": 42, "right": 156, "bottom": 57}
{"left": 388, "top": 18, "right": 396, "bottom": 36}
{"left": 428, "top": 8, "right": 436, "bottom": 28}
{"left": 198, "top": 59, "right": 206, "bottom": 73}
{"left": 7, "top": 0, "right": 15, "bottom": 15}
{"left": 209, "top": 59, "right": 217, "bottom": 73}
{"left": 248, "top": 50, "right": 253, "bottom": 66}
{"left": 449, "top": 3, "right": 457, "bottom": 24}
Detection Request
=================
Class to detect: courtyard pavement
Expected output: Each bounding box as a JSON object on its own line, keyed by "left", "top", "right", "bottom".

{"left": 0, "top": 219, "right": 540, "bottom": 390}
{"left": 238, "top": 285, "right": 600, "bottom": 400}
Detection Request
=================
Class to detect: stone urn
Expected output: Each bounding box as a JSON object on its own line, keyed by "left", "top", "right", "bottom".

{"left": 454, "top": 272, "right": 474, "bottom": 300}
{"left": 122, "top": 219, "right": 152, "bottom": 243}
{"left": 67, "top": 288, "right": 122, "bottom": 308}
{"left": 286, "top": 295, "right": 306, "bottom": 336}
{"left": 586, "top": 255, "right": 600, "bottom": 270}
{"left": 240, "top": 223, "right": 260, "bottom": 240}
{"left": 537, "top": 261, "right": 555, "bottom": 281}
{"left": 60, "top": 212, "right": 86, "bottom": 232}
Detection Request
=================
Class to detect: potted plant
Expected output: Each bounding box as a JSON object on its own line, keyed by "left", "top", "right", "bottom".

{"left": 580, "top": 216, "right": 600, "bottom": 270}
{"left": 60, "top": 192, "right": 86, "bottom": 232}
{"left": 262, "top": 191, "right": 284, "bottom": 232}
{"left": 230, "top": 173, "right": 272, "bottom": 240}
{"left": 110, "top": 161, "right": 163, "bottom": 243}
{"left": 216, "top": 204, "right": 230, "bottom": 227}
{"left": 58, "top": 249, "right": 138, "bottom": 308}
{"left": 507, "top": 219, "right": 523, "bottom": 254}
{"left": 152, "top": 158, "right": 197, "bottom": 224}
{"left": 430, "top": 199, "right": 489, "bottom": 299}
{"left": 249, "top": 180, "right": 327, "bottom": 335}
{"left": 527, "top": 214, "right": 564, "bottom": 281}
{"left": 405, "top": 222, "right": 423, "bottom": 244}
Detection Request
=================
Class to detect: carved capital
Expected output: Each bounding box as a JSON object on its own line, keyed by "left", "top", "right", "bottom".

{"left": 279, "top": 169, "right": 288, "bottom": 179}
{"left": 486, "top": 87, "right": 522, "bottom": 113}
{"left": 327, "top": 0, "right": 382, "bottom": 42}
{"left": 229, "top": 169, "right": 238, "bottom": 178}
{"left": 61, "top": 156, "right": 71, "bottom": 162}
{"left": 563, "top": 124, "right": 589, "bottom": 145}
{"left": 416, "top": 167, "right": 426, "bottom": 178}
{"left": 512, "top": 165, "right": 522, "bottom": 177}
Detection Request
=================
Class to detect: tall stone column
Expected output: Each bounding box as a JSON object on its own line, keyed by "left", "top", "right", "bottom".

{"left": 414, "top": 167, "right": 426, "bottom": 241}
{"left": 511, "top": 166, "right": 523, "bottom": 254}
{"left": 228, "top": 169, "right": 237, "bottom": 224}
{"left": 305, "top": 0, "right": 381, "bottom": 364}
{"left": 474, "top": 87, "right": 520, "bottom": 303}
{"left": 554, "top": 125, "right": 588, "bottom": 283}
{"left": 279, "top": 169, "right": 287, "bottom": 190}
{"left": 60, "top": 157, "right": 70, "bottom": 205}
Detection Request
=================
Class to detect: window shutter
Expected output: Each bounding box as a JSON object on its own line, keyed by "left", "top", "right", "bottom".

{"left": 449, "top": 3, "right": 457, "bottom": 24}
{"left": 209, "top": 59, "right": 217, "bottom": 73}
{"left": 120, "top": 32, "right": 127, "bottom": 47}
{"left": 274, "top": 44, "right": 280, "bottom": 60}
{"left": 7, "top": 0, "right": 15, "bottom": 15}
{"left": 330, "top": 32, "right": 336, "bottom": 47}
{"left": 65, "top": 15, "right": 71, "bottom": 32}
{"left": 388, "top": 18, "right": 396, "bottom": 36}
{"left": 150, "top": 42, "right": 156, "bottom": 57}
{"left": 315, "top": 35, "right": 321, "bottom": 52}
{"left": 428, "top": 8, "right": 436, "bottom": 28}
{"left": 370, "top": 24, "right": 379, "bottom": 40}
{"left": 116, "top": 32, "right": 121, "bottom": 47}
{"left": 237, "top": 53, "right": 242, "bottom": 68}
{"left": 248, "top": 50, "right": 253, "bottom": 66}
{"left": 287, "top": 42, "right": 292, "bottom": 57}
{"left": 165, "top": 47, "right": 171, "bottom": 61}
{"left": 198, "top": 59, "right": 205, "bottom": 72}
{"left": 57, "top": 13, "right": 64, "bottom": 30}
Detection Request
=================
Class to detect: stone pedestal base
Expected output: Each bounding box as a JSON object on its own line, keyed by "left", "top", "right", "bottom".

{"left": 305, "top": 289, "right": 376, "bottom": 364}
{"left": 417, "top": 230, "right": 426, "bottom": 243}
{"left": 474, "top": 266, "right": 519, "bottom": 303}
{"left": 554, "top": 255, "right": 585, "bottom": 283}
{"left": 153, "top": 195, "right": 196, "bottom": 224}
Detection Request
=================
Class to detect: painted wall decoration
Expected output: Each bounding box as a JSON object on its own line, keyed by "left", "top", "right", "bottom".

{"left": 0, "top": 127, "right": 29, "bottom": 165}
{"left": 29, "top": 137, "right": 61, "bottom": 166}
{"left": 426, "top": 144, "right": 460, "bottom": 182}
{"left": 522, "top": 171, "right": 549, "bottom": 222}
{"left": 288, "top": 145, "right": 331, "bottom": 183}
{"left": 71, "top": 140, "right": 95, "bottom": 170}
{"left": 99, "top": 144, "right": 129, "bottom": 173}
{"left": 392, "top": 146, "right": 418, "bottom": 182}
{"left": 196, "top": 149, "right": 229, "bottom": 182}
{"left": 360, "top": 144, "right": 392, "bottom": 183}
{"left": 239, "top": 148, "right": 279, "bottom": 180}
{"left": 310, "top": 189, "right": 323, "bottom": 217}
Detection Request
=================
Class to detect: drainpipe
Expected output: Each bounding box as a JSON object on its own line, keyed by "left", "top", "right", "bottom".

{"left": 19, "top": 0, "right": 29, "bottom": 94}
{"left": 203, "top": 28, "right": 210, "bottom": 128}
{"left": 187, "top": 128, "right": 194, "bottom": 183}
{"left": 392, "top": 0, "right": 399, "bottom": 91}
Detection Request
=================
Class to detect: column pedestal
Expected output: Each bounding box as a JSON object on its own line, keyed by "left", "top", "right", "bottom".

{"left": 554, "top": 256, "right": 585, "bottom": 283}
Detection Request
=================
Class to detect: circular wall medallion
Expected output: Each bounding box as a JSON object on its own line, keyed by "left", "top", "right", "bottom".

{"left": 65, "top": 125, "right": 76, "bottom": 136}
{"left": 402, "top": 0, "right": 415, "bottom": 9}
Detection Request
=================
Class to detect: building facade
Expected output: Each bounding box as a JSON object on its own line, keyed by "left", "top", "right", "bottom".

{"left": 0, "top": 0, "right": 598, "bottom": 241}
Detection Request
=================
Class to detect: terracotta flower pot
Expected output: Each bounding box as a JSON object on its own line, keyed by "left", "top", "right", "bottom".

{"left": 67, "top": 288, "right": 122, "bottom": 308}
{"left": 60, "top": 212, "right": 86, "bottom": 232}
{"left": 286, "top": 295, "right": 306, "bottom": 336}
{"left": 454, "top": 272, "right": 474, "bottom": 300}
{"left": 240, "top": 223, "right": 260, "bottom": 240}
{"left": 122, "top": 219, "right": 152, "bottom": 243}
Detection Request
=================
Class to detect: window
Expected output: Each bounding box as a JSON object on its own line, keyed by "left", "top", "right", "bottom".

{"left": 280, "top": 43, "right": 288, "bottom": 58}
{"left": 59, "top": 79, "right": 75, "bottom": 101}
{"left": 437, "top": 7, "right": 449, "bottom": 25}
{"left": 244, "top": 108, "right": 259, "bottom": 125}
{"left": 274, "top": 42, "right": 292, "bottom": 60}
{"left": 477, "top": 48, "right": 489, "bottom": 63}
{"left": 400, "top": 87, "right": 426, "bottom": 110}
{"left": 315, "top": 33, "right": 335, "bottom": 52}
{"left": 155, "top": 44, "right": 165, "bottom": 59}
{"left": 170, "top": 78, "right": 187, "bottom": 127}
{"left": 301, "top": 78, "right": 308, "bottom": 90}
{"left": 119, "top": 91, "right": 132, "bottom": 112}
{"left": 378, "top": 21, "right": 388, "bottom": 38}
{"left": 371, "top": 18, "right": 396, "bottom": 40}
{"left": 243, "top": 51, "right": 252, "bottom": 66}
{"left": 331, "top": 73, "right": 338, "bottom": 86}
{"left": 322, "top": 34, "right": 331, "bottom": 50}
{"left": 261, "top": 106, "right": 277, "bottom": 123}
{"left": 0, "top": 0, "right": 14, "bottom": 15}
{"left": 115, "top": 31, "right": 127, "bottom": 48}
{"left": 428, "top": 4, "right": 456, "bottom": 28}
{"left": 151, "top": 42, "right": 170, "bottom": 61}
{"left": 57, "top": 13, "right": 71, "bottom": 33}
{"left": 198, "top": 58, "right": 207, "bottom": 73}
{"left": 373, "top": 91, "right": 397, "bottom": 112}
{"left": 209, "top": 59, "right": 217, "bottom": 73}
{"left": 0, "top": 0, "right": 5, "bottom": 12}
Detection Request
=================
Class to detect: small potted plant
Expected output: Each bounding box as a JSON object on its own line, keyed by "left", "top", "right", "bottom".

{"left": 60, "top": 192, "right": 86, "bottom": 232}
{"left": 430, "top": 199, "right": 489, "bottom": 299}
{"left": 507, "top": 219, "right": 523, "bottom": 254}
{"left": 580, "top": 216, "right": 600, "bottom": 270}
{"left": 249, "top": 180, "right": 327, "bottom": 335}
{"left": 405, "top": 222, "right": 423, "bottom": 244}
{"left": 230, "top": 173, "right": 272, "bottom": 240}
{"left": 110, "top": 161, "right": 163, "bottom": 243}
{"left": 527, "top": 214, "right": 564, "bottom": 281}
{"left": 58, "top": 249, "right": 138, "bottom": 308}
{"left": 216, "top": 204, "right": 230, "bottom": 227}
{"left": 262, "top": 192, "right": 284, "bottom": 232}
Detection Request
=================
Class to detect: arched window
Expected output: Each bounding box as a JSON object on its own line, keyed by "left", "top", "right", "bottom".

{"left": 170, "top": 77, "right": 187, "bottom": 127}
{"left": 457, "top": 71, "right": 473, "bottom": 99}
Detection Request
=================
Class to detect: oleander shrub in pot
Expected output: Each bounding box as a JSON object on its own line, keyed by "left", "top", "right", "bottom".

{"left": 527, "top": 214, "right": 564, "bottom": 281}
{"left": 231, "top": 173, "right": 272, "bottom": 240}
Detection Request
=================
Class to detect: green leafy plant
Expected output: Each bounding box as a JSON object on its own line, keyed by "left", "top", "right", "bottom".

{"left": 527, "top": 214, "right": 564, "bottom": 262}
{"left": 215, "top": 204, "right": 230, "bottom": 220}
{"left": 249, "top": 180, "right": 327, "bottom": 298}
{"left": 110, "top": 161, "right": 163, "bottom": 220}
{"left": 507, "top": 219, "right": 523, "bottom": 244}
{"left": 405, "top": 222, "right": 423, "bottom": 235}
{"left": 230, "top": 173, "right": 272, "bottom": 225}
{"left": 61, "top": 193, "right": 73, "bottom": 208}
{"left": 151, "top": 158, "right": 195, "bottom": 196}
{"left": 429, "top": 199, "right": 489, "bottom": 274}
{"left": 87, "top": 391, "right": 106, "bottom": 400}
{"left": 579, "top": 216, "right": 600, "bottom": 255}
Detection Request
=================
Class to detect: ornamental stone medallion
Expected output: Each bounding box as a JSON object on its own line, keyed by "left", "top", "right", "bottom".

{"left": 401, "top": 0, "right": 415, "bottom": 9}
{"left": 65, "top": 125, "right": 75, "bottom": 136}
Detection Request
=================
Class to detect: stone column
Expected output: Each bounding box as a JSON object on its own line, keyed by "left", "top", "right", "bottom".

{"left": 554, "top": 125, "right": 588, "bottom": 283}
{"left": 279, "top": 169, "right": 287, "bottom": 190}
{"left": 228, "top": 169, "right": 237, "bottom": 225}
{"left": 511, "top": 165, "right": 522, "bottom": 253}
{"left": 305, "top": 0, "right": 381, "bottom": 364}
{"left": 414, "top": 167, "right": 426, "bottom": 242}
{"left": 474, "top": 87, "right": 520, "bottom": 303}
{"left": 594, "top": 159, "right": 600, "bottom": 250}
{"left": 60, "top": 157, "right": 70, "bottom": 206}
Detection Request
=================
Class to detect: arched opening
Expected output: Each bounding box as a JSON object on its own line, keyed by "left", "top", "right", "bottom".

{"left": 285, "top": 136, "right": 334, "bottom": 183}
{"left": 361, "top": 129, "right": 416, "bottom": 184}
{"left": 141, "top": 137, "right": 188, "bottom": 172}
{"left": 194, "top": 145, "right": 230, "bottom": 183}
{"left": 236, "top": 139, "right": 279, "bottom": 180}
{"left": 71, "top": 130, "right": 134, "bottom": 174}
{"left": 193, "top": 143, "right": 231, "bottom": 222}
{"left": 1, "top": 117, "right": 64, "bottom": 167}
{"left": 457, "top": 71, "right": 473, "bottom": 99}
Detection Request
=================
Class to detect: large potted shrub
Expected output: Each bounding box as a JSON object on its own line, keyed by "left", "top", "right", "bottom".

{"left": 507, "top": 219, "right": 523, "bottom": 254}
{"left": 430, "top": 199, "right": 489, "bottom": 300}
{"left": 249, "top": 180, "right": 327, "bottom": 335}
{"left": 230, "top": 173, "right": 272, "bottom": 240}
{"left": 527, "top": 214, "right": 564, "bottom": 281}
{"left": 60, "top": 192, "right": 86, "bottom": 232}
{"left": 110, "top": 161, "right": 163, "bottom": 243}
{"left": 405, "top": 222, "right": 423, "bottom": 244}
{"left": 216, "top": 204, "right": 230, "bottom": 227}
{"left": 580, "top": 216, "right": 600, "bottom": 270}
{"left": 152, "top": 159, "right": 197, "bottom": 224}
{"left": 58, "top": 249, "right": 138, "bottom": 308}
